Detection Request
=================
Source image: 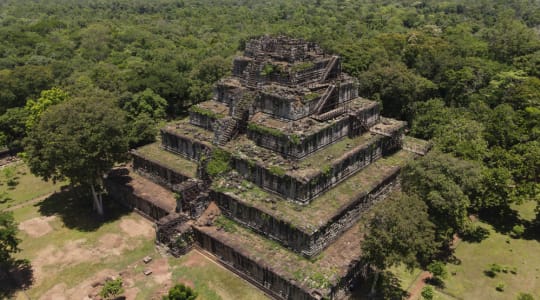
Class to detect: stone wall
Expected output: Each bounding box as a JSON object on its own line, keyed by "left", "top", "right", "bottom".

{"left": 305, "top": 171, "right": 399, "bottom": 256}
{"left": 161, "top": 129, "right": 211, "bottom": 161}
{"left": 132, "top": 153, "right": 191, "bottom": 189}
{"left": 193, "top": 227, "right": 321, "bottom": 300}
{"left": 105, "top": 178, "right": 170, "bottom": 220}
{"left": 337, "top": 79, "right": 358, "bottom": 104}
{"left": 189, "top": 110, "right": 220, "bottom": 131}
{"left": 247, "top": 116, "right": 350, "bottom": 159}
{"left": 255, "top": 91, "right": 315, "bottom": 120}
{"left": 211, "top": 168, "right": 400, "bottom": 257}
{"left": 211, "top": 190, "right": 310, "bottom": 251}
{"left": 231, "top": 134, "right": 387, "bottom": 203}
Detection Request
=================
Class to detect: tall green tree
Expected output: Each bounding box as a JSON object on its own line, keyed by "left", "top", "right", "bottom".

{"left": 362, "top": 194, "right": 438, "bottom": 295}
{"left": 401, "top": 151, "right": 484, "bottom": 241}
{"left": 0, "top": 108, "right": 28, "bottom": 150}
{"left": 24, "top": 97, "right": 129, "bottom": 215}
{"left": 24, "top": 87, "right": 69, "bottom": 129}
{"left": 0, "top": 211, "right": 20, "bottom": 266}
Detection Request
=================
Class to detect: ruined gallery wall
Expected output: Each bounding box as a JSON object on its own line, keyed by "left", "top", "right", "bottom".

{"left": 246, "top": 116, "right": 349, "bottom": 159}
{"left": 161, "top": 130, "right": 211, "bottom": 161}
{"left": 215, "top": 82, "right": 242, "bottom": 106}
{"left": 193, "top": 227, "right": 321, "bottom": 300}
{"left": 255, "top": 92, "right": 313, "bottom": 120}
{"left": 337, "top": 80, "right": 358, "bottom": 103}
{"left": 211, "top": 190, "right": 311, "bottom": 251}
{"left": 233, "top": 58, "right": 250, "bottom": 77}
{"left": 231, "top": 134, "right": 387, "bottom": 203}
{"left": 189, "top": 111, "right": 218, "bottom": 131}
{"left": 305, "top": 171, "right": 400, "bottom": 257}
{"left": 105, "top": 179, "right": 170, "bottom": 220}
{"left": 211, "top": 169, "right": 400, "bottom": 258}
{"left": 132, "top": 153, "right": 191, "bottom": 189}
{"left": 247, "top": 102, "right": 381, "bottom": 160}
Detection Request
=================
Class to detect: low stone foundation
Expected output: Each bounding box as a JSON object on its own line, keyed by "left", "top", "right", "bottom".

{"left": 193, "top": 226, "right": 321, "bottom": 300}
{"left": 105, "top": 169, "right": 174, "bottom": 220}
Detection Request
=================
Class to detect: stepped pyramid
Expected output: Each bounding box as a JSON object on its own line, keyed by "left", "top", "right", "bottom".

{"left": 107, "top": 36, "right": 430, "bottom": 300}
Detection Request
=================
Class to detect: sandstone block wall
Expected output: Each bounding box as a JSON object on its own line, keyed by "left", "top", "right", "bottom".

{"left": 246, "top": 116, "right": 350, "bottom": 159}
{"left": 211, "top": 169, "right": 400, "bottom": 257}
{"left": 161, "top": 130, "right": 211, "bottom": 161}
{"left": 231, "top": 136, "right": 386, "bottom": 203}
{"left": 105, "top": 179, "right": 170, "bottom": 220}
{"left": 189, "top": 110, "right": 219, "bottom": 131}
{"left": 193, "top": 227, "right": 320, "bottom": 300}
{"left": 132, "top": 154, "right": 191, "bottom": 189}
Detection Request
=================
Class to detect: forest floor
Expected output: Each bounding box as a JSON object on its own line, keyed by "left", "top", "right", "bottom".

{"left": 1, "top": 162, "right": 267, "bottom": 300}
{"left": 394, "top": 200, "right": 540, "bottom": 300}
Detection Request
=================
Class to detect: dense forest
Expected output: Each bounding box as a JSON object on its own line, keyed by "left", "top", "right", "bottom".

{"left": 0, "top": 0, "right": 539, "bottom": 266}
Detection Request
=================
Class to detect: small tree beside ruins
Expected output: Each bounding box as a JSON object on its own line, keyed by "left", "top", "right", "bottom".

{"left": 24, "top": 97, "right": 129, "bottom": 216}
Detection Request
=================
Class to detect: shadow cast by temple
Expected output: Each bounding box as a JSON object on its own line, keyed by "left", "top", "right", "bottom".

{"left": 35, "top": 184, "right": 130, "bottom": 232}
{"left": 0, "top": 259, "right": 34, "bottom": 299}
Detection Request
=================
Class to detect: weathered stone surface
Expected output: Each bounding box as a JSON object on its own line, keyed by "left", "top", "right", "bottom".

{"left": 106, "top": 36, "right": 429, "bottom": 300}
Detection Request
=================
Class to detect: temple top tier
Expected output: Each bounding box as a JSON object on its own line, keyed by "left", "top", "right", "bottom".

{"left": 233, "top": 35, "right": 341, "bottom": 87}
{"left": 244, "top": 35, "right": 325, "bottom": 63}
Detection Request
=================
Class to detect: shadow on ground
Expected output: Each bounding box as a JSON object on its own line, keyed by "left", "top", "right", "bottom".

{"left": 0, "top": 259, "right": 33, "bottom": 299}
{"left": 350, "top": 271, "right": 409, "bottom": 300}
{"left": 36, "top": 185, "right": 130, "bottom": 232}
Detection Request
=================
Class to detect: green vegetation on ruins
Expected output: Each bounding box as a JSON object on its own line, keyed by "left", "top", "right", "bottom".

{"left": 188, "top": 105, "right": 225, "bottom": 120}
{"left": 197, "top": 214, "right": 361, "bottom": 290}
{"left": 212, "top": 150, "right": 414, "bottom": 233}
{"left": 247, "top": 122, "right": 286, "bottom": 138}
{"left": 134, "top": 143, "right": 198, "bottom": 178}
{"left": 0, "top": 0, "right": 539, "bottom": 297}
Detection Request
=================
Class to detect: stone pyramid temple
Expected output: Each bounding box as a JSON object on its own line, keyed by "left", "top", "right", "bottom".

{"left": 106, "top": 36, "right": 430, "bottom": 300}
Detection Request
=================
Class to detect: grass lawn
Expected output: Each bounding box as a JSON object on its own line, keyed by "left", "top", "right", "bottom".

{"left": 442, "top": 220, "right": 540, "bottom": 299}
{"left": 394, "top": 200, "right": 540, "bottom": 300}
{"left": 436, "top": 200, "right": 539, "bottom": 300}
{"left": 0, "top": 161, "right": 66, "bottom": 210}
{"left": 168, "top": 252, "right": 268, "bottom": 300}
{"left": 388, "top": 264, "right": 422, "bottom": 291}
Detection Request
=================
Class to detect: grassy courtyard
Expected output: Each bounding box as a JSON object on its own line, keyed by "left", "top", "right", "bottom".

{"left": 0, "top": 161, "right": 66, "bottom": 210}
{"left": 442, "top": 213, "right": 540, "bottom": 299}
{"left": 1, "top": 162, "right": 267, "bottom": 299}
{"left": 393, "top": 200, "right": 540, "bottom": 300}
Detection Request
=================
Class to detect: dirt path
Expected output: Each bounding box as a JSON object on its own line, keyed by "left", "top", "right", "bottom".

{"left": 407, "top": 271, "right": 431, "bottom": 300}
{"left": 407, "top": 234, "right": 463, "bottom": 300}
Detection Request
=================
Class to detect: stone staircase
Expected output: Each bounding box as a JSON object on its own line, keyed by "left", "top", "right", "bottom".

{"left": 313, "top": 84, "right": 335, "bottom": 114}
{"left": 213, "top": 117, "right": 238, "bottom": 146}
{"left": 320, "top": 55, "right": 338, "bottom": 82}
{"left": 313, "top": 106, "right": 346, "bottom": 121}
{"left": 245, "top": 54, "right": 265, "bottom": 88}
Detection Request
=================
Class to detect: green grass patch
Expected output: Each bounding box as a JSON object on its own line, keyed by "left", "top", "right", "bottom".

{"left": 169, "top": 251, "right": 267, "bottom": 300}
{"left": 388, "top": 264, "right": 422, "bottom": 291}
{"left": 441, "top": 217, "right": 540, "bottom": 299}
{"left": 189, "top": 105, "right": 225, "bottom": 119}
{"left": 205, "top": 148, "right": 231, "bottom": 177}
{"left": 247, "top": 122, "right": 285, "bottom": 138}
{"left": 0, "top": 162, "right": 66, "bottom": 210}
